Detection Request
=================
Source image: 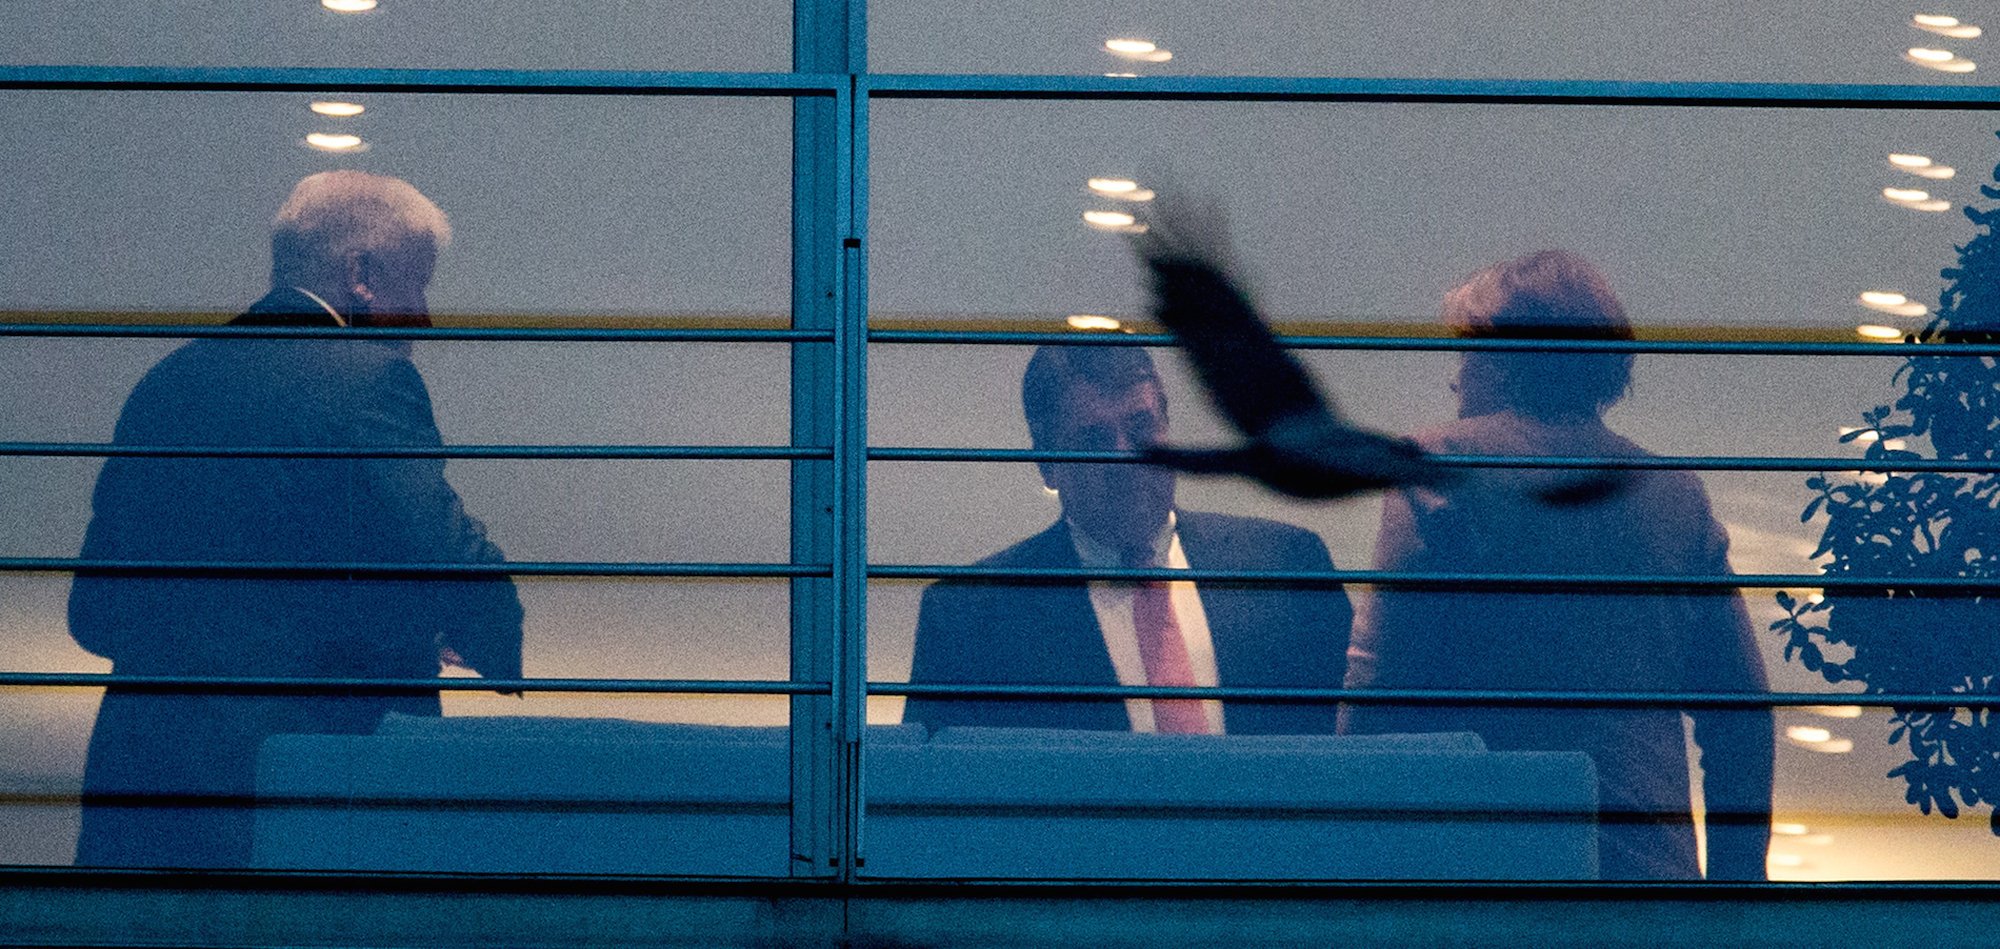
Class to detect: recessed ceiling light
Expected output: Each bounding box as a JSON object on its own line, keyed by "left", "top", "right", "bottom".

{"left": 1882, "top": 188, "right": 1953, "bottom": 212}
{"left": 305, "top": 132, "right": 364, "bottom": 151}
{"left": 1769, "top": 854, "right": 1806, "bottom": 867}
{"left": 1104, "top": 72, "right": 1139, "bottom": 78}
{"left": 1912, "top": 14, "right": 1982, "bottom": 37}
{"left": 1815, "top": 739, "right": 1855, "bottom": 753}
{"left": 1809, "top": 705, "right": 1864, "bottom": 718}
{"left": 1787, "top": 726, "right": 1833, "bottom": 743}
{"left": 309, "top": 101, "right": 365, "bottom": 117}
{"left": 1105, "top": 39, "right": 1156, "bottom": 54}
{"left": 1135, "top": 49, "right": 1173, "bottom": 62}
{"left": 1859, "top": 291, "right": 1928, "bottom": 316}
{"left": 1773, "top": 823, "right": 1809, "bottom": 836}
{"left": 1087, "top": 179, "right": 1155, "bottom": 202}
{"left": 1857, "top": 324, "right": 1904, "bottom": 340}
{"left": 1906, "top": 48, "right": 1978, "bottom": 71}
{"left": 1888, "top": 153, "right": 1956, "bottom": 178}
{"left": 1860, "top": 290, "right": 1908, "bottom": 307}
{"left": 1083, "top": 210, "right": 1137, "bottom": 228}
{"left": 1066, "top": 314, "right": 1123, "bottom": 330}
{"left": 322, "top": 0, "right": 377, "bottom": 11}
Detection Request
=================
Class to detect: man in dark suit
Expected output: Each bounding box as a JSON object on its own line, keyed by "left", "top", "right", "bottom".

{"left": 68, "top": 171, "right": 523, "bottom": 868}
{"left": 903, "top": 345, "right": 1351, "bottom": 735}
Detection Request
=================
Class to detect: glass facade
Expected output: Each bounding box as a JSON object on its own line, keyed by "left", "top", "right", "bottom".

{"left": 3, "top": 0, "right": 2000, "bottom": 890}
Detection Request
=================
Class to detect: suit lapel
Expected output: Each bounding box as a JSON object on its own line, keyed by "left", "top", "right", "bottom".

{"left": 1017, "top": 521, "right": 1121, "bottom": 687}
{"left": 1178, "top": 512, "right": 1247, "bottom": 688}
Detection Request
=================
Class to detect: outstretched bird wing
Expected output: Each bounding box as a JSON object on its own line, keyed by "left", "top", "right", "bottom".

{"left": 1124, "top": 194, "right": 1456, "bottom": 500}
{"left": 1123, "top": 189, "right": 1623, "bottom": 505}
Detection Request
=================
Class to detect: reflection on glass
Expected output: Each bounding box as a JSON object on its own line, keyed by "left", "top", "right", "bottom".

{"left": 308, "top": 101, "right": 365, "bottom": 117}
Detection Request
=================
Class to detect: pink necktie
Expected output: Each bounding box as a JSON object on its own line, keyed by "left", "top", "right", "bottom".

{"left": 1127, "top": 550, "right": 1208, "bottom": 734}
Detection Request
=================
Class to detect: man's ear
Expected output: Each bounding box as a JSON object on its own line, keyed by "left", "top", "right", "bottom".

{"left": 344, "top": 251, "right": 377, "bottom": 310}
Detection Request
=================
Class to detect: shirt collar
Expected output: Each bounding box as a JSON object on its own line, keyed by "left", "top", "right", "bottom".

{"left": 1067, "top": 510, "right": 1177, "bottom": 569}
{"left": 290, "top": 287, "right": 349, "bottom": 327}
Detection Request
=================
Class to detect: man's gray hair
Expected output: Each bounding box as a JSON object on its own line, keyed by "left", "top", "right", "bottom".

{"left": 271, "top": 171, "right": 451, "bottom": 281}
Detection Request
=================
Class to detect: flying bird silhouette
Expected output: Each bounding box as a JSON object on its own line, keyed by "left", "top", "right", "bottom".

{"left": 1123, "top": 190, "right": 1626, "bottom": 506}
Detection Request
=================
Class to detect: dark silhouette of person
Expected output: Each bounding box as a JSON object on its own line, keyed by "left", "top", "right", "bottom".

{"left": 68, "top": 171, "right": 524, "bottom": 868}
{"left": 902, "top": 344, "right": 1351, "bottom": 735}
{"left": 1341, "top": 250, "right": 1773, "bottom": 881}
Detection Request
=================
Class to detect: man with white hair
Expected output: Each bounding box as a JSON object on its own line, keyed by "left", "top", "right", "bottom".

{"left": 68, "top": 171, "right": 523, "bottom": 868}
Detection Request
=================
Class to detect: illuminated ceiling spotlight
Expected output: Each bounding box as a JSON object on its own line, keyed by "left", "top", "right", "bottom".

{"left": 1785, "top": 726, "right": 1854, "bottom": 752}
{"left": 1882, "top": 186, "right": 1952, "bottom": 212}
{"left": 322, "top": 0, "right": 377, "bottom": 11}
{"left": 1087, "top": 177, "right": 1157, "bottom": 201}
{"left": 1858, "top": 290, "right": 1929, "bottom": 317}
{"left": 1807, "top": 705, "right": 1864, "bottom": 718}
{"left": 304, "top": 132, "right": 365, "bottom": 151}
{"left": 1066, "top": 314, "right": 1123, "bottom": 331}
{"left": 1105, "top": 38, "right": 1173, "bottom": 63}
{"left": 1104, "top": 72, "right": 1140, "bottom": 78}
{"left": 1083, "top": 209, "right": 1147, "bottom": 233}
{"left": 1905, "top": 47, "right": 1978, "bottom": 72}
{"left": 1889, "top": 152, "right": 1956, "bottom": 179}
{"left": 1912, "top": 14, "right": 1982, "bottom": 38}
{"left": 1856, "top": 324, "right": 1905, "bottom": 340}
{"left": 1773, "top": 823, "right": 1809, "bottom": 836}
{"left": 1769, "top": 853, "right": 1806, "bottom": 868}
{"left": 309, "top": 101, "right": 365, "bottom": 117}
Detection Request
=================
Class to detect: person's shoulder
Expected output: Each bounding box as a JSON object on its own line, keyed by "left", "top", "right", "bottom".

{"left": 1176, "top": 510, "right": 1332, "bottom": 566}
{"left": 919, "top": 522, "right": 1072, "bottom": 603}
{"left": 1178, "top": 509, "right": 1316, "bottom": 543}
{"left": 968, "top": 522, "right": 1074, "bottom": 569}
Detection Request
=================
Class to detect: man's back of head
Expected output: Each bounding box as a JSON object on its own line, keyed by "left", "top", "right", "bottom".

{"left": 265, "top": 170, "right": 451, "bottom": 327}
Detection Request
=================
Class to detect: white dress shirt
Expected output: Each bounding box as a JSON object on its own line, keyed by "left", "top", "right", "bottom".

{"left": 1069, "top": 511, "right": 1225, "bottom": 734}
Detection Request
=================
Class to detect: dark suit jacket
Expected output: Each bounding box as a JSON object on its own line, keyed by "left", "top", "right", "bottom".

{"left": 67, "top": 288, "right": 524, "bottom": 868}
{"left": 903, "top": 511, "right": 1351, "bottom": 735}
